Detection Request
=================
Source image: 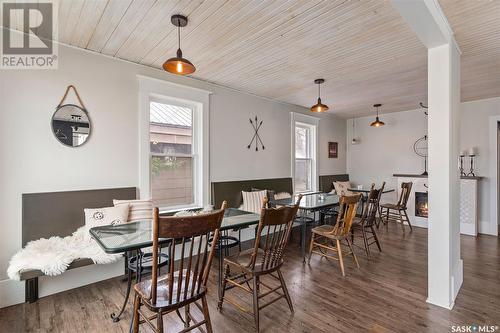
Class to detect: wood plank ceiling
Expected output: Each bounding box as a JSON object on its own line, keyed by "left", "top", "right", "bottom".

{"left": 439, "top": 0, "right": 500, "bottom": 104}
{"left": 6, "top": 0, "right": 500, "bottom": 118}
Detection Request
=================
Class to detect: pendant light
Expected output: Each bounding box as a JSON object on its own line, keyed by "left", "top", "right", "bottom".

{"left": 370, "top": 103, "right": 385, "bottom": 127}
{"left": 163, "top": 15, "right": 196, "bottom": 75}
{"left": 310, "top": 79, "right": 329, "bottom": 113}
{"left": 351, "top": 117, "right": 357, "bottom": 144}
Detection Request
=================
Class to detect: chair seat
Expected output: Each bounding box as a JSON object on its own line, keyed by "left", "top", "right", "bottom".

{"left": 134, "top": 270, "right": 203, "bottom": 309}
{"left": 224, "top": 248, "right": 273, "bottom": 272}
{"left": 311, "top": 225, "right": 343, "bottom": 239}
{"left": 380, "top": 203, "right": 402, "bottom": 210}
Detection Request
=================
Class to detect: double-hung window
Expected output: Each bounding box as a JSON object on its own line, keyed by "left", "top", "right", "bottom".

{"left": 139, "top": 76, "right": 210, "bottom": 213}
{"left": 149, "top": 101, "right": 196, "bottom": 209}
{"left": 292, "top": 113, "right": 318, "bottom": 193}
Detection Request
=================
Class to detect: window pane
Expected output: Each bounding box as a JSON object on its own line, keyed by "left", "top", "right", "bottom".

{"left": 295, "top": 126, "right": 308, "bottom": 158}
{"left": 151, "top": 156, "right": 193, "bottom": 208}
{"left": 295, "top": 159, "right": 311, "bottom": 192}
{"left": 150, "top": 102, "right": 192, "bottom": 155}
{"left": 149, "top": 102, "right": 194, "bottom": 208}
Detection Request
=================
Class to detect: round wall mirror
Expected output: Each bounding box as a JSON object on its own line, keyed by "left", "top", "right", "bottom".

{"left": 51, "top": 104, "right": 91, "bottom": 147}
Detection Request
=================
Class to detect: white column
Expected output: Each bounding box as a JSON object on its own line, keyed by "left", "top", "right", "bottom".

{"left": 427, "top": 42, "right": 462, "bottom": 308}
{"left": 391, "top": 0, "right": 462, "bottom": 309}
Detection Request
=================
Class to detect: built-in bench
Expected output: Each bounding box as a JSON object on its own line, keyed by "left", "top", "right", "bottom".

{"left": 21, "top": 187, "right": 137, "bottom": 302}
{"left": 319, "top": 174, "right": 350, "bottom": 193}
{"left": 211, "top": 177, "right": 293, "bottom": 208}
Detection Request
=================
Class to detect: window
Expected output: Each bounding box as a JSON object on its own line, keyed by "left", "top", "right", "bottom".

{"left": 149, "top": 102, "right": 194, "bottom": 209}
{"left": 139, "top": 75, "right": 210, "bottom": 212}
{"left": 292, "top": 113, "right": 318, "bottom": 193}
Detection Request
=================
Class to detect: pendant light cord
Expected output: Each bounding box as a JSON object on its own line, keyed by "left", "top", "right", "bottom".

{"left": 177, "top": 20, "right": 181, "bottom": 49}
{"left": 318, "top": 82, "right": 321, "bottom": 99}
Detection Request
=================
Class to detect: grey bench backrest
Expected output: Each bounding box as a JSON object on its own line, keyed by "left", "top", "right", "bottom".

{"left": 211, "top": 178, "right": 293, "bottom": 209}
{"left": 318, "top": 174, "right": 350, "bottom": 193}
{"left": 22, "top": 187, "right": 137, "bottom": 246}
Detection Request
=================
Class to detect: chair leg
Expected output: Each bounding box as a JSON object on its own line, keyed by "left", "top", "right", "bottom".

{"left": 403, "top": 210, "right": 413, "bottom": 231}
{"left": 398, "top": 210, "right": 405, "bottom": 233}
{"left": 385, "top": 208, "right": 390, "bottom": 226}
{"left": 157, "top": 309, "right": 164, "bottom": 333}
{"left": 218, "top": 264, "right": 230, "bottom": 310}
{"left": 371, "top": 226, "right": 382, "bottom": 252}
{"left": 361, "top": 226, "right": 371, "bottom": 258}
{"left": 336, "top": 239, "right": 345, "bottom": 277}
{"left": 346, "top": 238, "right": 360, "bottom": 269}
{"left": 277, "top": 269, "right": 293, "bottom": 313}
{"left": 202, "top": 295, "right": 214, "bottom": 333}
{"left": 132, "top": 294, "right": 140, "bottom": 333}
{"left": 252, "top": 276, "right": 260, "bottom": 332}
{"left": 184, "top": 304, "right": 191, "bottom": 328}
{"left": 307, "top": 233, "right": 315, "bottom": 264}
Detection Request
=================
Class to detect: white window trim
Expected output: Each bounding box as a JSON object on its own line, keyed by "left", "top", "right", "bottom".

{"left": 138, "top": 75, "right": 211, "bottom": 212}
{"left": 291, "top": 112, "right": 319, "bottom": 194}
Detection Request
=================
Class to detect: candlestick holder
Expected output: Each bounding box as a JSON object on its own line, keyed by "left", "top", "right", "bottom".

{"left": 459, "top": 155, "right": 466, "bottom": 176}
{"left": 467, "top": 155, "right": 476, "bottom": 177}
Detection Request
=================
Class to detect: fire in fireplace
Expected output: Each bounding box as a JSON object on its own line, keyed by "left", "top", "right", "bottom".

{"left": 415, "top": 191, "right": 428, "bottom": 218}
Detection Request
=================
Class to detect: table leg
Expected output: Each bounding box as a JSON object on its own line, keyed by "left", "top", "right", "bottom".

{"left": 111, "top": 251, "right": 133, "bottom": 323}
{"left": 301, "top": 220, "right": 306, "bottom": 263}
{"left": 218, "top": 241, "right": 224, "bottom": 303}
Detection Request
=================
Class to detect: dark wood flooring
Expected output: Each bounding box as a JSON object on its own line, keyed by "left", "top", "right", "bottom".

{"left": 1, "top": 223, "right": 499, "bottom": 332}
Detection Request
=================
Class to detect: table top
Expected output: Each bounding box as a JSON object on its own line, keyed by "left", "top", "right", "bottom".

{"left": 348, "top": 187, "right": 395, "bottom": 194}
{"left": 89, "top": 208, "right": 261, "bottom": 254}
{"left": 274, "top": 193, "right": 339, "bottom": 210}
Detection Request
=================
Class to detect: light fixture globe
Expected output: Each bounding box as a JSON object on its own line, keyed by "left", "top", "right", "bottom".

{"left": 163, "top": 49, "right": 196, "bottom": 75}
{"left": 311, "top": 97, "right": 329, "bottom": 113}
{"left": 163, "top": 15, "right": 196, "bottom": 76}
{"left": 370, "top": 103, "right": 385, "bottom": 127}
{"left": 310, "top": 79, "right": 329, "bottom": 113}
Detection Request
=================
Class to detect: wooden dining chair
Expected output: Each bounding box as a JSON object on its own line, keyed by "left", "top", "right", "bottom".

{"left": 380, "top": 182, "right": 413, "bottom": 232}
{"left": 308, "top": 194, "right": 362, "bottom": 276}
{"left": 132, "top": 202, "right": 227, "bottom": 333}
{"left": 217, "top": 195, "right": 301, "bottom": 332}
{"left": 351, "top": 184, "right": 382, "bottom": 258}
{"left": 374, "top": 181, "right": 386, "bottom": 228}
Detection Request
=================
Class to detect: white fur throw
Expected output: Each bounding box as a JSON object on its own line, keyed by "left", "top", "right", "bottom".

{"left": 7, "top": 226, "right": 121, "bottom": 280}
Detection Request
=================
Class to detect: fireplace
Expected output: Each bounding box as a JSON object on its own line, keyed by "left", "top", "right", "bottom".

{"left": 415, "top": 192, "right": 428, "bottom": 218}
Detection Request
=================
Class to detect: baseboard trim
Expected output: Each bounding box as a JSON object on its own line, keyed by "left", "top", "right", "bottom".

{"left": 0, "top": 278, "right": 25, "bottom": 308}
{"left": 0, "top": 259, "right": 124, "bottom": 309}
{"left": 460, "top": 223, "right": 477, "bottom": 236}
{"left": 478, "top": 220, "right": 497, "bottom": 236}
{"left": 452, "top": 259, "right": 464, "bottom": 302}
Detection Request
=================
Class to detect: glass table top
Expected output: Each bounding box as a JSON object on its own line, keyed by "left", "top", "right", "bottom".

{"left": 274, "top": 193, "right": 339, "bottom": 210}
{"left": 348, "top": 187, "right": 395, "bottom": 194}
{"left": 89, "top": 208, "right": 261, "bottom": 254}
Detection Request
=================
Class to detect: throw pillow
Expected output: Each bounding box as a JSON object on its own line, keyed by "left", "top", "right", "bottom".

{"left": 333, "top": 181, "right": 353, "bottom": 196}
{"left": 113, "top": 199, "right": 153, "bottom": 222}
{"left": 84, "top": 205, "right": 130, "bottom": 240}
{"left": 242, "top": 190, "right": 267, "bottom": 214}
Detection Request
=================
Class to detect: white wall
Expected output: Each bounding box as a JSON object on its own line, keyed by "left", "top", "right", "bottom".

{"left": 460, "top": 97, "right": 500, "bottom": 231}
{"left": 347, "top": 96, "right": 500, "bottom": 232}
{"left": 346, "top": 109, "right": 428, "bottom": 202}
{"left": 0, "top": 44, "right": 346, "bottom": 307}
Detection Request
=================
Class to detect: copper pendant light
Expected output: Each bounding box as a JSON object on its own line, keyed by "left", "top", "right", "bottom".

{"left": 370, "top": 103, "right": 385, "bottom": 127}
{"left": 310, "top": 79, "right": 329, "bottom": 113}
{"left": 163, "top": 15, "right": 196, "bottom": 75}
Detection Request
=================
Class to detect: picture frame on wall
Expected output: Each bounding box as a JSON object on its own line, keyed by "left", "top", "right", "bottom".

{"left": 328, "top": 142, "right": 338, "bottom": 158}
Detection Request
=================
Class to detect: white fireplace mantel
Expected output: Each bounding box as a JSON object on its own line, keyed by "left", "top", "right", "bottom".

{"left": 393, "top": 174, "right": 482, "bottom": 236}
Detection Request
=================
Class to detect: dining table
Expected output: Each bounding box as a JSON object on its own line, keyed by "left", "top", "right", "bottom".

{"left": 274, "top": 193, "right": 340, "bottom": 261}
{"left": 348, "top": 186, "right": 395, "bottom": 212}
{"left": 89, "top": 207, "right": 261, "bottom": 323}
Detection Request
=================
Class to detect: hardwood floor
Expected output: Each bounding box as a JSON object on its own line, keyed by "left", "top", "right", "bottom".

{"left": 1, "top": 223, "right": 499, "bottom": 332}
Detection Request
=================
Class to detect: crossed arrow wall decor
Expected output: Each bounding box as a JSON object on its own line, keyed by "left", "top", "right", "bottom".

{"left": 247, "top": 116, "right": 265, "bottom": 151}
